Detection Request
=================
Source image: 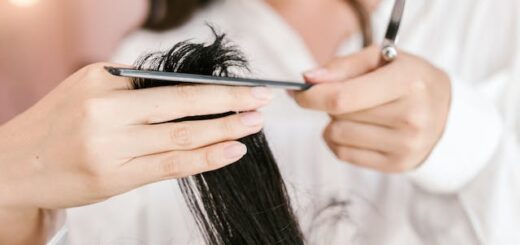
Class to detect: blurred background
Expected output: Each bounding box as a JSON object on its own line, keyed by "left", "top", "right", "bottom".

{"left": 0, "top": 0, "right": 148, "bottom": 123}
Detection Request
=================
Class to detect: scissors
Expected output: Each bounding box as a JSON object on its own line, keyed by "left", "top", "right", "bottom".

{"left": 107, "top": 0, "right": 405, "bottom": 91}
{"left": 381, "top": 0, "right": 406, "bottom": 62}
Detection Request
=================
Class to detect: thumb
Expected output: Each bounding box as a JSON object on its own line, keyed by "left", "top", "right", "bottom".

{"left": 303, "top": 45, "right": 380, "bottom": 84}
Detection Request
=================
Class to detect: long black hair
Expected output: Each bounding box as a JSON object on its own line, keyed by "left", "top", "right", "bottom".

{"left": 132, "top": 27, "right": 305, "bottom": 245}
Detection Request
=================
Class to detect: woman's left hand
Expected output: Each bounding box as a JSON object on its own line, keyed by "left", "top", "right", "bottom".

{"left": 292, "top": 46, "right": 452, "bottom": 173}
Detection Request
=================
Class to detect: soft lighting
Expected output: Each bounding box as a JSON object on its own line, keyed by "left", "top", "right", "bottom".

{"left": 8, "top": 0, "right": 40, "bottom": 7}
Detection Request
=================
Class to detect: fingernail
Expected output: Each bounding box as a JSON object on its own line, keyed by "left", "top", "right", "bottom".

{"left": 224, "top": 143, "right": 247, "bottom": 159}
{"left": 251, "top": 87, "right": 274, "bottom": 100}
{"left": 240, "top": 112, "right": 264, "bottom": 126}
{"left": 304, "top": 68, "right": 329, "bottom": 79}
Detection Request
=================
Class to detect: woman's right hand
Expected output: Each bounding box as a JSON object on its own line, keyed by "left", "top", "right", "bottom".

{"left": 0, "top": 62, "right": 273, "bottom": 211}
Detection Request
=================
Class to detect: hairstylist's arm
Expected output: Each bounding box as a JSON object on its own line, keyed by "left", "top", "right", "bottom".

{"left": 0, "top": 63, "right": 272, "bottom": 244}
{"left": 293, "top": 46, "right": 451, "bottom": 173}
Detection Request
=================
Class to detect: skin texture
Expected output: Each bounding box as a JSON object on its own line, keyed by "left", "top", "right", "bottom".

{"left": 265, "top": 0, "right": 359, "bottom": 64}
{"left": 293, "top": 46, "right": 451, "bottom": 172}
{"left": 265, "top": 0, "right": 379, "bottom": 64}
{"left": 0, "top": 0, "right": 452, "bottom": 243}
{"left": 0, "top": 63, "right": 273, "bottom": 244}
{"left": 266, "top": 0, "right": 451, "bottom": 173}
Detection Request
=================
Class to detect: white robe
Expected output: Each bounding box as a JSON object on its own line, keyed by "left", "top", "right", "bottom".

{"left": 52, "top": 0, "right": 520, "bottom": 244}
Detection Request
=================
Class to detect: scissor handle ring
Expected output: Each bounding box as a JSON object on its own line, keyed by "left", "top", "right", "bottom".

{"left": 381, "top": 44, "right": 398, "bottom": 62}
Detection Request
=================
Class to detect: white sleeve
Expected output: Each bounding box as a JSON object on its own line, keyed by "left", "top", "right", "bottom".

{"left": 402, "top": 0, "right": 520, "bottom": 195}
{"left": 406, "top": 72, "right": 506, "bottom": 193}
{"left": 458, "top": 134, "right": 520, "bottom": 244}
{"left": 406, "top": 65, "right": 520, "bottom": 244}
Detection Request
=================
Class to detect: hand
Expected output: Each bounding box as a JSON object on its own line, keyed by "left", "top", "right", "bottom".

{"left": 293, "top": 46, "right": 451, "bottom": 173}
{"left": 0, "top": 63, "right": 273, "bottom": 211}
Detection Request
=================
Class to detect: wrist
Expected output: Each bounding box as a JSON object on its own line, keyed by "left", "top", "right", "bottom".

{"left": 0, "top": 206, "right": 46, "bottom": 245}
{"left": 0, "top": 118, "right": 41, "bottom": 208}
{"left": 0, "top": 138, "right": 46, "bottom": 244}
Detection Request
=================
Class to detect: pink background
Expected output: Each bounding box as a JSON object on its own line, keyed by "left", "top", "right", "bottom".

{"left": 0, "top": 0, "right": 148, "bottom": 123}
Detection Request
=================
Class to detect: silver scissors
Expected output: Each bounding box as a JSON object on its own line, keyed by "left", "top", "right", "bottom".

{"left": 381, "top": 0, "right": 406, "bottom": 62}
{"left": 107, "top": 0, "right": 406, "bottom": 90}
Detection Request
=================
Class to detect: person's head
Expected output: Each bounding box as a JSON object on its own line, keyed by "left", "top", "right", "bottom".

{"left": 143, "top": 0, "right": 372, "bottom": 46}
{"left": 143, "top": 0, "right": 213, "bottom": 30}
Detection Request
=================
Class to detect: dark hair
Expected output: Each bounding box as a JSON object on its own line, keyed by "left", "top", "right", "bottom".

{"left": 143, "top": 0, "right": 213, "bottom": 30}
{"left": 132, "top": 27, "right": 305, "bottom": 244}
{"left": 143, "top": 0, "right": 372, "bottom": 46}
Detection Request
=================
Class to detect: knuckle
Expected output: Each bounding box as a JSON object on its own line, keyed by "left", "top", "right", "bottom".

{"left": 410, "top": 137, "right": 426, "bottom": 152}
{"left": 160, "top": 153, "right": 183, "bottom": 177}
{"left": 398, "top": 134, "right": 424, "bottom": 156}
{"left": 83, "top": 174, "right": 116, "bottom": 199}
{"left": 76, "top": 132, "right": 106, "bottom": 164}
{"left": 82, "top": 164, "right": 110, "bottom": 190}
{"left": 79, "top": 143, "right": 109, "bottom": 171}
{"left": 409, "top": 79, "right": 428, "bottom": 92}
{"left": 76, "top": 141, "right": 104, "bottom": 166}
{"left": 326, "top": 92, "right": 345, "bottom": 114}
{"left": 403, "top": 79, "right": 428, "bottom": 97}
{"left": 203, "top": 149, "right": 220, "bottom": 169}
{"left": 84, "top": 174, "right": 105, "bottom": 190}
{"left": 400, "top": 110, "right": 427, "bottom": 132}
{"left": 84, "top": 163, "right": 105, "bottom": 177}
{"left": 221, "top": 116, "right": 239, "bottom": 136}
{"left": 400, "top": 111, "right": 415, "bottom": 127}
{"left": 169, "top": 124, "right": 193, "bottom": 148}
{"left": 78, "top": 131, "right": 116, "bottom": 165}
{"left": 400, "top": 141, "right": 417, "bottom": 156}
{"left": 80, "top": 138, "right": 100, "bottom": 160}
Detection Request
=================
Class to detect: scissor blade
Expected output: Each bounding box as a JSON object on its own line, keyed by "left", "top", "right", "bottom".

{"left": 384, "top": 0, "right": 406, "bottom": 43}
{"left": 105, "top": 67, "right": 311, "bottom": 91}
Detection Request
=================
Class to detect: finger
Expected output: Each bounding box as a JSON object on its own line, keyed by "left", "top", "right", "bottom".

{"left": 332, "top": 103, "right": 395, "bottom": 128}
{"left": 118, "top": 111, "right": 264, "bottom": 157}
{"left": 114, "top": 85, "right": 274, "bottom": 124}
{"left": 294, "top": 65, "right": 410, "bottom": 114}
{"left": 334, "top": 94, "right": 428, "bottom": 130}
{"left": 328, "top": 143, "right": 391, "bottom": 171}
{"left": 77, "top": 62, "right": 134, "bottom": 91}
{"left": 123, "top": 141, "right": 247, "bottom": 185}
{"left": 324, "top": 120, "right": 398, "bottom": 152}
{"left": 332, "top": 99, "right": 404, "bottom": 128}
{"left": 303, "top": 45, "right": 380, "bottom": 83}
